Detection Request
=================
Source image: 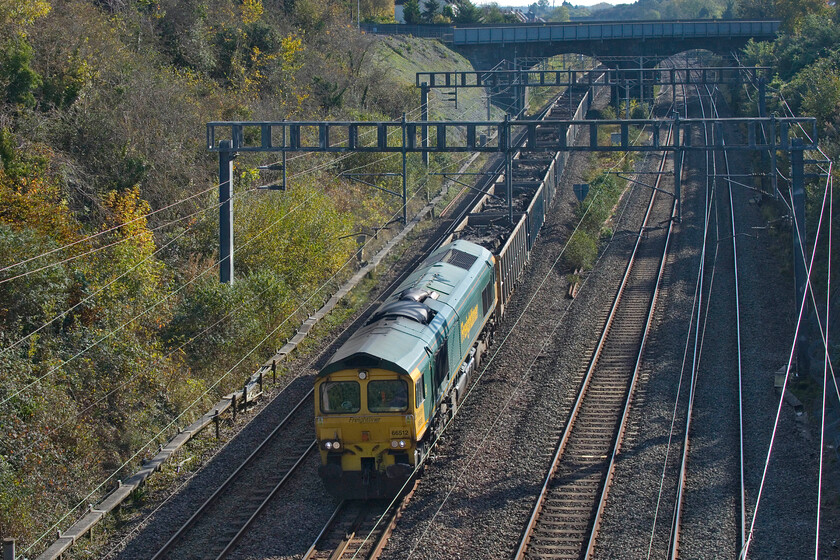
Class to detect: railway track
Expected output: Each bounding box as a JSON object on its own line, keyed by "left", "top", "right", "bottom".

{"left": 303, "top": 480, "right": 419, "bottom": 560}
{"left": 666, "top": 76, "right": 747, "bottom": 559}
{"left": 515, "top": 116, "right": 679, "bottom": 559}
{"left": 151, "top": 395, "right": 316, "bottom": 560}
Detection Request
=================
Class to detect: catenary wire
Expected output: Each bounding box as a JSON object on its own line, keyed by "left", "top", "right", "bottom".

{"left": 740, "top": 157, "right": 832, "bottom": 559}
{"left": 345, "top": 84, "right": 667, "bottom": 559}
{"left": 401, "top": 110, "right": 672, "bottom": 560}
{"left": 0, "top": 185, "right": 263, "bottom": 286}
{"left": 815, "top": 169, "right": 831, "bottom": 559}
{"left": 646, "top": 72, "right": 712, "bottom": 558}
{"left": 0, "top": 191, "right": 318, "bottom": 409}
{"left": 97, "top": 151, "right": 480, "bottom": 558}
{"left": 0, "top": 180, "right": 228, "bottom": 275}
{"left": 667, "top": 81, "right": 726, "bottom": 557}
{"left": 3, "top": 111, "right": 473, "bottom": 400}
{"left": 0, "top": 193, "right": 243, "bottom": 355}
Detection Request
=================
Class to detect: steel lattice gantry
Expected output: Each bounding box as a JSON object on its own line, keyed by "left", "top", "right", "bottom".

{"left": 415, "top": 66, "right": 771, "bottom": 89}
{"left": 208, "top": 116, "right": 816, "bottom": 283}
{"left": 207, "top": 117, "right": 812, "bottom": 154}
{"left": 415, "top": 66, "right": 772, "bottom": 117}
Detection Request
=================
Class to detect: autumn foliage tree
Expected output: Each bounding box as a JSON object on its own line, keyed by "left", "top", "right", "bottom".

{"left": 0, "top": 0, "right": 415, "bottom": 552}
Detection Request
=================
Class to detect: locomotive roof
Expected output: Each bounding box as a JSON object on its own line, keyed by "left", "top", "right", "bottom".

{"left": 318, "top": 240, "right": 492, "bottom": 378}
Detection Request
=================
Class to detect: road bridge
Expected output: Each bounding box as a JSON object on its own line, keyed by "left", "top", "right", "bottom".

{"left": 362, "top": 20, "right": 780, "bottom": 70}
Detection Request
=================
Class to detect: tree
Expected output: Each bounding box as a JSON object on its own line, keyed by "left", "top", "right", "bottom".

{"left": 361, "top": 0, "right": 395, "bottom": 21}
{"left": 0, "top": 0, "right": 50, "bottom": 37}
{"left": 775, "top": 0, "right": 828, "bottom": 33}
{"left": 403, "top": 0, "right": 422, "bottom": 23}
{"left": 547, "top": 5, "right": 570, "bottom": 21}
{"left": 422, "top": 0, "right": 441, "bottom": 23}
{"left": 481, "top": 2, "right": 516, "bottom": 23}
{"left": 0, "top": 36, "right": 41, "bottom": 107}
{"left": 735, "top": 0, "right": 775, "bottom": 19}
{"left": 453, "top": 0, "right": 483, "bottom": 23}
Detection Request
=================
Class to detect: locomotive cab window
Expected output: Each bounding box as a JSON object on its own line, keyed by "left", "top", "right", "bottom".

{"left": 481, "top": 282, "right": 493, "bottom": 316}
{"left": 415, "top": 378, "right": 425, "bottom": 408}
{"left": 320, "top": 381, "right": 360, "bottom": 413}
{"left": 367, "top": 380, "right": 408, "bottom": 412}
{"left": 434, "top": 344, "right": 449, "bottom": 388}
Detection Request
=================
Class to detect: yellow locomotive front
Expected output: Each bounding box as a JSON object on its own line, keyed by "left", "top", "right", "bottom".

{"left": 315, "top": 367, "right": 425, "bottom": 499}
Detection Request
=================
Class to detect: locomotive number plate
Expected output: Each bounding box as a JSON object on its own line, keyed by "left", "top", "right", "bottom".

{"left": 390, "top": 428, "right": 411, "bottom": 439}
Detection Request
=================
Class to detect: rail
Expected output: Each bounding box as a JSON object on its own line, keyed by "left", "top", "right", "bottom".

{"left": 303, "top": 479, "right": 420, "bottom": 560}
{"left": 150, "top": 393, "right": 316, "bottom": 559}
{"left": 515, "top": 97, "right": 680, "bottom": 559}
{"left": 30, "top": 142, "right": 489, "bottom": 560}
{"left": 32, "top": 66, "right": 631, "bottom": 560}
{"left": 705, "top": 81, "right": 747, "bottom": 555}
{"left": 666, "top": 79, "right": 747, "bottom": 558}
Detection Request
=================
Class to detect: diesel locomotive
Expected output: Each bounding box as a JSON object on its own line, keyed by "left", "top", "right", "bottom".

{"left": 315, "top": 240, "right": 497, "bottom": 499}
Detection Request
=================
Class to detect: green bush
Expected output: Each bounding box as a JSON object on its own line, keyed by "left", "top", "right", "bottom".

{"left": 565, "top": 230, "right": 597, "bottom": 271}
{"left": 162, "top": 269, "right": 292, "bottom": 380}
{"left": 0, "top": 36, "right": 41, "bottom": 107}
{"left": 630, "top": 102, "right": 650, "bottom": 120}
{"left": 600, "top": 105, "right": 617, "bottom": 119}
{"left": 578, "top": 172, "right": 622, "bottom": 237}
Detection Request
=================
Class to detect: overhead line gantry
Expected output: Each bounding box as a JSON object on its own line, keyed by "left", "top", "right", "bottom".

{"left": 416, "top": 66, "right": 772, "bottom": 117}
{"left": 207, "top": 115, "right": 815, "bottom": 282}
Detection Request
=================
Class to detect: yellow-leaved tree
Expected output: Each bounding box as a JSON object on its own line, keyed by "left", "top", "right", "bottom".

{"left": 0, "top": 0, "right": 51, "bottom": 36}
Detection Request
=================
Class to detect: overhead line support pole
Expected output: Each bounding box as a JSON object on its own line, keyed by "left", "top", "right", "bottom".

{"left": 756, "top": 77, "right": 773, "bottom": 198}
{"left": 505, "top": 114, "right": 513, "bottom": 224}
{"left": 402, "top": 113, "right": 408, "bottom": 225}
{"left": 421, "top": 82, "right": 429, "bottom": 167}
{"left": 674, "top": 113, "right": 682, "bottom": 223}
{"left": 791, "top": 138, "right": 809, "bottom": 375}
{"left": 219, "top": 140, "right": 235, "bottom": 284}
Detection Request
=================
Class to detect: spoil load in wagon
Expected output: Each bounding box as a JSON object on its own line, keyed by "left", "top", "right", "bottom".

{"left": 454, "top": 223, "right": 512, "bottom": 253}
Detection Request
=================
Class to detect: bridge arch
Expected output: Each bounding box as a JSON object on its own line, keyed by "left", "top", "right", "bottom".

{"left": 449, "top": 20, "right": 779, "bottom": 71}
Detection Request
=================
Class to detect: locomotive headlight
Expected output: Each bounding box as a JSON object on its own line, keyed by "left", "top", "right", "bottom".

{"left": 323, "top": 440, "right": 341, "bottom": 450}
{"left": 391, "top": 440, "right": 398, "bottom": 448}
{"left": 398, "top": 440, "right": 406, "bottom": 448}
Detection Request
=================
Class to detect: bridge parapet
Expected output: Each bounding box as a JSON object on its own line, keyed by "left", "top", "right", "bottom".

{"left": 452, "top": 20, "right": 780, "bottom": 45}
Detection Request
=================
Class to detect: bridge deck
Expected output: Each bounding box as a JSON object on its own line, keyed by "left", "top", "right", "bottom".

{"left": 452, "top": 20, "right": 779, "bottom": 45}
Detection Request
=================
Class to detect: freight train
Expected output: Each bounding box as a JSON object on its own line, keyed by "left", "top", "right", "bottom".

{"left": 315, "top": 75, "right": 598, "bottom": 499}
